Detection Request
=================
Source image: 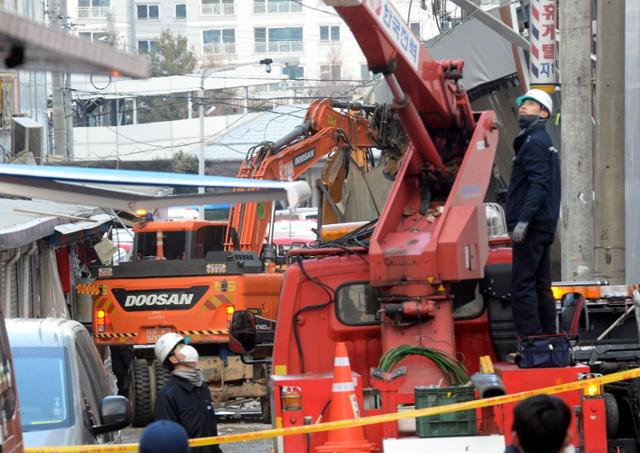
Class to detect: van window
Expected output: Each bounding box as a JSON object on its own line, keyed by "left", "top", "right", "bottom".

{"left": 12, "top": 347, "right": 73, "bottom": 431}
{"left": 0, "top": 322, "right": 17, "bottom": 428}
{"left": 75, "top": 329, "right": 109, "bottom": 400}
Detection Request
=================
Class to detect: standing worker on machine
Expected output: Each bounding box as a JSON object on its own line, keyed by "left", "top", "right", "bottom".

{"left": 154, "top": 332, "right": 223, "bottom": 453}
{"left": 506, "top": 88, "right": 561, "bottom": 338}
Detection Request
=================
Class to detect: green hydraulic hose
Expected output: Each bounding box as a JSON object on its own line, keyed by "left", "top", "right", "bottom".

{"left": 378, "top": 345, "right": 470, "bottom": 386}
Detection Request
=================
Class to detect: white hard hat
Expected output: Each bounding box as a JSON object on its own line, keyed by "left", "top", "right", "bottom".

{"left": 516, "top": 88, "right": 553, "bottom": 113}
{"left": 154, "top": 332, "right": 184, "bottom": 365}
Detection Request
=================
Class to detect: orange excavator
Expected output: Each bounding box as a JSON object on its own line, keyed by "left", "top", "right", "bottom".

{"left": 225, "top": 98, "right": 403, "bottom": 256}
{"left": 79, "top": 98, "right": 403, "bottom": 426}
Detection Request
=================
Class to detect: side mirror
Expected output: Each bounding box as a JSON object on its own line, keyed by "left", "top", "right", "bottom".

{"left": 91, "top": 395, "right": 130, "bottom": 435}
{"left": 229, "top": 310, "right": 257, "bottom": 353}
{"left": 560, "top": 292, "right": 587, "bottom": 335}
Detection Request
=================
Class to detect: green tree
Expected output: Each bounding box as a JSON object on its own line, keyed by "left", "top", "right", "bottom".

{"left": 150, "top": 30, "right": 197, "bottom": 77}
{"left": 171, "top": 150, "right": 198, "bottom": 174}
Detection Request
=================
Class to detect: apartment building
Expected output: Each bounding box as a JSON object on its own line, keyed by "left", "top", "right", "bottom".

{"left": 68, "top": 0, "right": 440, "bottom": 82}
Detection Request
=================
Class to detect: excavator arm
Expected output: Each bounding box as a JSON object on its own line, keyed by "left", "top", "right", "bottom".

{"left": 225, "top": 98, "right": 393, "bottom": 254}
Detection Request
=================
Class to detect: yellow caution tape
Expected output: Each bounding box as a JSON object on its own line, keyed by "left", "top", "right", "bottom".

{"left": 25, "top": 367, "right": 640, "bottom": 452}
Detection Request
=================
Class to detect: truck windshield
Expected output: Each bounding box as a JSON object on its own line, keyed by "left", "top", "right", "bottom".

{"left": 136, "top": 231, "right": 187, "bottom": 260}
{"left": 12, "top": 347, "right": 72, "bottom": 432}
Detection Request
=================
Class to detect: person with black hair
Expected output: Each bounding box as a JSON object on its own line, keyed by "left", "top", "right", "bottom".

{"left": 505, "top": 394, "right": 572, "bottom": 453}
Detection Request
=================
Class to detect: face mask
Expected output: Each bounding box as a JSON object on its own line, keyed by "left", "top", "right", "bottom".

{"left": 177, "top": 345, "right": 199, "bottom": 364}
{"left": 518, "top": 114, "right": 540, "bottom": 129}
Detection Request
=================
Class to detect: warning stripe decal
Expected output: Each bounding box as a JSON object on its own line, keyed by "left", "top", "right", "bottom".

{"left": 95, "top": 332, "right": 137, "bottom": 338}
{"left": 179, "top": 330, "right": 228, "bottom": 336}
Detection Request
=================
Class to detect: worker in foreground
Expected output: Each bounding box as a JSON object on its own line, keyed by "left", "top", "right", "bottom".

{"left": 506, "top": 88, "right": 561, "bottom": 339}
{"left": 140, "top": 420, "right": 189, "bottom": 453}
{"left": 154, "top": 332, "right": 222, "bottom": 453}
{"left": 505, "top": 395, "right": 573, "bottom": 453}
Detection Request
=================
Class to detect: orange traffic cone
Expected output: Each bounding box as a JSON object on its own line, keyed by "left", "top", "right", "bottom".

{"left": 316, "top": 342, "right": 376, "bottom": 453}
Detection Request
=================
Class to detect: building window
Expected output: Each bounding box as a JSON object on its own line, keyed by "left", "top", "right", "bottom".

{"left": 203, "top": 29, "right": 236, "bottom": 55}
{"left": 78, "top": 31, "right": 110, "bottom": 43}
{"left": 201, "top": 0, "right": 233, "bottom": 16}
{"left": 254, "top": 0, "right": 302, "bottom": 14}
{"left": 282, "top": 64, "right": 304, "bottom": 87}
{"left": 175, "top": 4, "right": 186, "bottom": 18}
{"left": 137, "top": 4, "right": 159, "bottom": 19}
{"left": 254, "top": 27, "right": 303, "bottom": 53}
{"left": 320, "top": 64, "right": 341, "bottom": 81}
{"left": 138, "top": 39, "right": 158, "bottom": 54}
{"left": 78, "top": 0, "right": 110, "bottom": 18}
{"left": 410, "top": 22, "right": 420, "bottom": 37}
{"left": 319, "top": 25, "right": 340, "bottom": 42}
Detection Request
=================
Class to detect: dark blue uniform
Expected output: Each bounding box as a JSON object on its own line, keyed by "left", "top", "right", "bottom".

{"left": 155, "top": 375, "right": 222, "bottom": 453}
{"left": 506, "top": 123, "right": 560, "bottom": 337}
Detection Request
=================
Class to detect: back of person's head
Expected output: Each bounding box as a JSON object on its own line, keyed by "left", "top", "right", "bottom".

{"left": 512, "top": 395, "right": 571, "bottom": 453}
{"left": 140, "top": 420, "right": 189, "bottom": 453}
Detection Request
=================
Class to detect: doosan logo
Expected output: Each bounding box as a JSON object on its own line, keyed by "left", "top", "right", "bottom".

{"left": 293, "top": 148, "right": 315, "bottom": 167}
{"left": 112, "top": 286, "right": 209, "bottom": 312}
{"left": 124, "top": 293, "right": 194, "bottom": 307}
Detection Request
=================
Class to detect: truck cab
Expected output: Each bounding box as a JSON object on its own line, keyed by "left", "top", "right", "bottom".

{"left": 133, "top": 220, "right": 227, "bottom": 261}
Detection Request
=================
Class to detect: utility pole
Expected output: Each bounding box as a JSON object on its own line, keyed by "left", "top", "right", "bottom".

{"left": 49, "top": 0, "right": 69, "bottom": 158}
{"left": 198, "top": 83, "right": 205, "bottom": 220}
{"left": 559, "top": 0, "right": 594, "bottom": 280}
{"left": 625, "top": 1, "right": 640, "bottom": 282}
{"left": 594, "top": 0, "right": 625, "bottom": 283}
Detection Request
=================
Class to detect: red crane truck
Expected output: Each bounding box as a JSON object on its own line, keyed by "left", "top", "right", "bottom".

{"left": 229, "top": 0, "right": 631, "bottom": 451}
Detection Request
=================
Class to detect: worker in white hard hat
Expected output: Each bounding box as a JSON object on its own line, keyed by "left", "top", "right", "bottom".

{"left": 506, "top": 88, "right": 561, "bottom": 340}
{"left": 153, "top": 332, "right": 222, "bottom": 453}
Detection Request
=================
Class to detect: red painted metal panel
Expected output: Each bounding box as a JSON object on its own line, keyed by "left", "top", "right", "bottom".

{"left": 495, "top": 363, "right": 590, "bottom": 447}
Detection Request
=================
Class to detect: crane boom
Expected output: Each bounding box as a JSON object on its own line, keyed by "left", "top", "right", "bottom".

{"left": 326, "top": 0, "right": 476, "bottom": 171}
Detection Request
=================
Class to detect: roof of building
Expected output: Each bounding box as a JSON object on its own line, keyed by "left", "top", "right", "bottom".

{"left": 71, "top": 66, "right": 286, "bottom": 100}
{"left": 0, "top": 198, "right": 111, "bottom": 250}
{"left": 203, "top": 103, "right": 310, "bottom": 162}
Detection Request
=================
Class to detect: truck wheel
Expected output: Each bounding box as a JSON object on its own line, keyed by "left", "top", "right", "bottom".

{"left": 605, "top": 392, "right": 620, "bottom": 438}
{"left": 154, "top": 360, "right": 171, "bottom": 396}
{"left": 129, "top": 359, "right": 153, "bottom": 427}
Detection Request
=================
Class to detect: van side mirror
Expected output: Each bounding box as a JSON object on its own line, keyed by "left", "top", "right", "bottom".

{"left": 229, "top": 310, "right": 257, "bottom": 353}
{"left": 91, "top": 395, "right": 130, "bottom": 435}
{"left": 560, "top": 292, "right": 588, "bottom": 335}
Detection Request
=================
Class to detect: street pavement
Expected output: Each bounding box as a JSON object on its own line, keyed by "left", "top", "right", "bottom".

{"left": 120, "top": 423, "right": 273, "bottom": 453}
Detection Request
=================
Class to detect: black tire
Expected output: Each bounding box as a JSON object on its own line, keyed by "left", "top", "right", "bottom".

{"left": 154, "top": 360, "right": 171, "bottom": 397}
{"left": 605, "top": 392, "right": 620, "bottom": 438}
{"left": 129, "top": 359, "right": 153, "bottom": 427}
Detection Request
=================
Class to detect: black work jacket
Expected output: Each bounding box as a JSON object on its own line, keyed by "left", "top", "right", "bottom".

{"left": 155, "top": 375, "right": 221, "bottom": 453}
{"left": 506, "top": 123, "right": 561, "bottom": 233}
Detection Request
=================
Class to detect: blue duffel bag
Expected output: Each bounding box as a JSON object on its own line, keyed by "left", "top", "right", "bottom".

{"left": 516, "top": 334, "right": 572, "bottom": 368}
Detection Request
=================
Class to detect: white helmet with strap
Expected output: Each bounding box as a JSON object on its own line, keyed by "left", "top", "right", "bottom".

{"left": 154, "top": 332, "right": 184, "bottom": 365}
{"left": 516, "top": 88, "right": 553, "bottom": 114}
